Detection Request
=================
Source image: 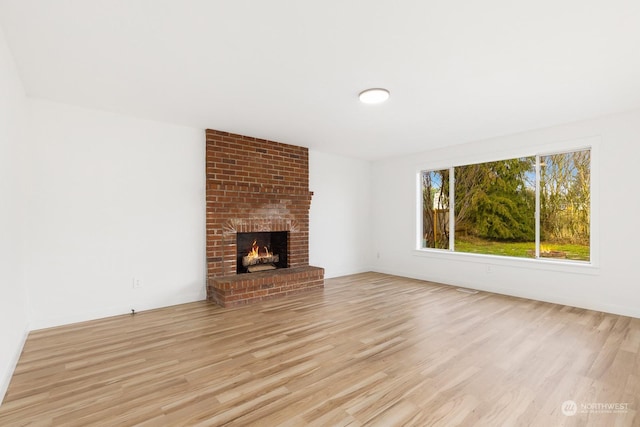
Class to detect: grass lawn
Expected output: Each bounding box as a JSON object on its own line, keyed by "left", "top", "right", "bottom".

{"left": 455, "top": 236, "right": 590, "bottom": 261}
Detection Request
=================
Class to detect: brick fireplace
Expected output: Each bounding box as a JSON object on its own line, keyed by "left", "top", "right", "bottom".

{"left": 205, "top": 129, "right": 324, "bottom": 307}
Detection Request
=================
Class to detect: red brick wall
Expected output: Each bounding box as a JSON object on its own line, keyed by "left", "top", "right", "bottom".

{"left": 205, "top": 129, "right": 313, "bottom": 279}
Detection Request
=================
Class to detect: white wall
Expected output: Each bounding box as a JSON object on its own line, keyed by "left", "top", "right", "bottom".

{"left": 309, "top": 150, "right": 372, "bottom": 278}
{"left": 371, "top": 110, "right": 640, "bottom": 318}
{"left": 26, "top": 99, "right": 206, "bottom": 329}
{"left": 0, "top": 28, "right": 30, "bottom": 403}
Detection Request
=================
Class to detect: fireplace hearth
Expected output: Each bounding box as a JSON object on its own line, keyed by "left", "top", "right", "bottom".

{"left": 205, "top": 129, "right": 324, "bottom": 307}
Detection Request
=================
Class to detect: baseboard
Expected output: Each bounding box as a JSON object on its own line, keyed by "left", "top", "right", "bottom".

{"left": 370, "top": 267, "right": 640, "bottom": 319}
{"left": 323, "top": 266, "right": 373, "bottom": 280}
{"left": 0, "top": 324, "right": 29, "bottom": 406}
{"left": 29, "top": 291, "right": 205, "bottom": 331}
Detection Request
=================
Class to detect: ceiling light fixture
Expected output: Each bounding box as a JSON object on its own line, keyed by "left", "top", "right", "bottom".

{"left": 359, "top": 88, "right": 390, "bottom": 104}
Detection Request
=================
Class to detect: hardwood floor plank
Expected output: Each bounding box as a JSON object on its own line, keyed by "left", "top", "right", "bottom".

{"left": 1, "top": 272, "right": 638, "bottom": 426}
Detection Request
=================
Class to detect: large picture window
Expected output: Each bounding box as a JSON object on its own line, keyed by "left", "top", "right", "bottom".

{"left": 420, "top": 148, "right": 591, "bottom": 262}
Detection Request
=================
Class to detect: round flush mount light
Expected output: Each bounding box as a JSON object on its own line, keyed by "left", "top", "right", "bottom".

{"left": 358, "top": 88, "right": 390, "bottom": 104}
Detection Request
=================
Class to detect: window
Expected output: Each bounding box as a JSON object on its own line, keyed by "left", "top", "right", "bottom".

{"left": 421, "top": 169, "right": 450, "bottom": 249}
{"left": 539, "top": 150, "right": 590, "bottom": 261}
{"left": 420, "top": 148, "right": 591, "bottom": 262}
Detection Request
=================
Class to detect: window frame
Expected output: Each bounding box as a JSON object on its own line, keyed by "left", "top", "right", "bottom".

{"left": 414, "top": 136, "right": 599, "bottom": 274}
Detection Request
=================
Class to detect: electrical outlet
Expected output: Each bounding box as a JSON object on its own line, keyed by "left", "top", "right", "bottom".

{"left": 132, "top": 277, "right": 143, "bottom": 289}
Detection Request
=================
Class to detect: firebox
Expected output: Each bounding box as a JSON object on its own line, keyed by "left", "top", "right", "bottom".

{"left": 236, "top": 231, "right": 288, "bottom": 274}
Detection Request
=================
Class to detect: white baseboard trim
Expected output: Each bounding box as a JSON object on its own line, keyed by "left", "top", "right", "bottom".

{"left": 323, "top": 266, "right": 373, "bottom": 280}
{"left": 29, "top": 291, "right": 205, "bottom": 331}
{"left": 0, "top": 324, "right": 30, "bottom": 406}
{"left": 371, "top": 267, "right": 640, "bottom": 319}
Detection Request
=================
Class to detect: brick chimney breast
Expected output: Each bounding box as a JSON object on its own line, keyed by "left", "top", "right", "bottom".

{"left": 205, "top": 129, "right": 324, "bottom": 307}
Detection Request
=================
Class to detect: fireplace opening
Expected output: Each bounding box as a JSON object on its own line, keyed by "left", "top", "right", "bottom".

{"left": 236, "top": 231, "right": 288, "bottom": 274}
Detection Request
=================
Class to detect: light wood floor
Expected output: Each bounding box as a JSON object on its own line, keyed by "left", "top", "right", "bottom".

{"left": 1, "top": 273, "right": 639, "bottom": 426}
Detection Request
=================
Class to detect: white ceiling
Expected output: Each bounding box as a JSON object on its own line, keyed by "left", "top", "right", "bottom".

{"left": 2, "top": 0, "right": 640, "bottom": 160}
